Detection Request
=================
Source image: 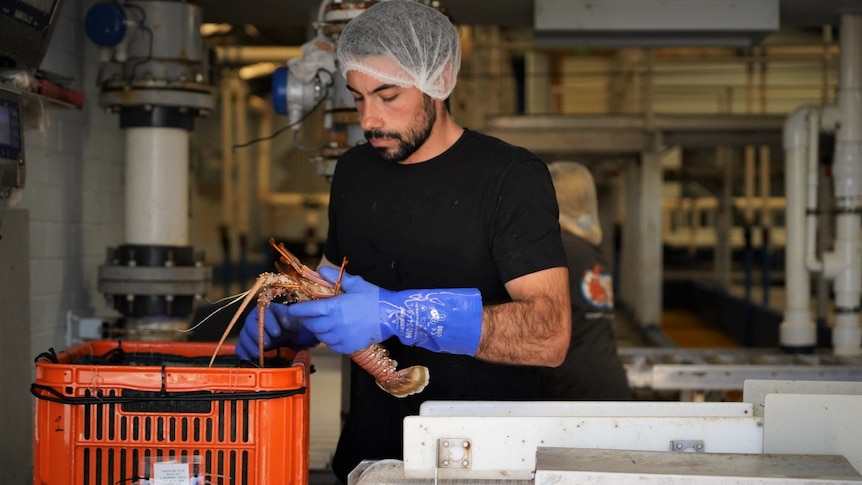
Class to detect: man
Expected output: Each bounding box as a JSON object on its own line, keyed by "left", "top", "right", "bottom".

{"left": 235, "top": 1, "right": 571, "bottom": 481}
{"left": 542, "top": 161, "right": 632, "bottom": 401}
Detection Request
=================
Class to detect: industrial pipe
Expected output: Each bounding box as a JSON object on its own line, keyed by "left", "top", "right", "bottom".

{"left": 805, "top": 106, "right": 822, "bottom": 273}
{"left": 781, "top": 104, "right": 817, "bottom": 351}
{"left": 213, "top": 46, "right": 303, "bottom": 65}
{"left": 247, "top": 94, "right": 330, "bottom": 208}
{"left": 249, "top": 94, "right": 274, "bottom": 204}
{"left": 825, "top": 13, "right": 862, "bottom": 356}
{"left": 91, "top": 0, "right": 213, "bottom": 327}
{"left": 781, "top": 14, "right": 862, "bottom": 356}
{"left": 125, "top": 127, "right": 189, "bottom": 246}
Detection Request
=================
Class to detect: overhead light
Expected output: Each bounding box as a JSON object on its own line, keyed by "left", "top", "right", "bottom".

{"left": 201, "top": 24, "right": 233, "bottom": 37}
{"left": 200, "top": 23, "right": 233, "bottom": 37}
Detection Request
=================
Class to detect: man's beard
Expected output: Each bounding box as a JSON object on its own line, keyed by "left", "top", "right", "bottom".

{"left": 365, "top": 96, "right": 436, "bottom": 163}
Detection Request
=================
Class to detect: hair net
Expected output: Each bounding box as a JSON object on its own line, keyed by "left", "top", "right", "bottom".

{"left": 548, "top": 161, "right": 603, "bottom": 246}
{"left": 336, "top": 0, "right": 461, "bottom": 100}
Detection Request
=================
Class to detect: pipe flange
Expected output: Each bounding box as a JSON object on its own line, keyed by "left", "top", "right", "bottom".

{"left": 98, "top": 265, "right": 212, "bottom": 296}
{"left": 102, "top": 77, "right": 213, "bottom": 92}
{"left": 99, "top": 85, "right": 215, "bottom": 113}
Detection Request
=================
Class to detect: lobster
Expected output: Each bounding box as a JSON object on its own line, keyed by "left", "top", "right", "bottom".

{"left": 208, "top": 238, "right": 429, "bottom": 398}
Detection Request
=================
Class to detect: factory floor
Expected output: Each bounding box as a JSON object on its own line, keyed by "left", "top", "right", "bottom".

{"left": 309, "top": 469, "right": 341, "bottom": 485}
{"left": 659, "top": 309, "right": 740, "bottom": 348}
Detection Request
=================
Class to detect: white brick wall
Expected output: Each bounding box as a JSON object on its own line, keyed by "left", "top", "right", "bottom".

{"left": 18, "top": 0, "right": 126, "bottom": 356}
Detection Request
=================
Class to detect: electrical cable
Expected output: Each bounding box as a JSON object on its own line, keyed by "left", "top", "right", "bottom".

{"left": 231, "top": 69, "right": 335, "bottom": 151}
{"left": 230, "top": 96, "right": 324, "bottom": 151}
{"left": 292, "top": 120, "right": 331, "bottom": 152}
{"left": 122, "top": 3, "right": 153, "bottom": 82}
{"left": 290, "top": 68, "right": 339, "bottom": 151}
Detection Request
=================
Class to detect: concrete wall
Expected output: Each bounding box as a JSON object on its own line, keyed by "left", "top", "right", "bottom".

{"left": 18, "top": 0, "right": 126, "bottom": 358}
{"left": 0, "top": 0, "right": 125, "bottom": 480}
{"left": 0, "top": 209, "right": 32, "bottom": 483}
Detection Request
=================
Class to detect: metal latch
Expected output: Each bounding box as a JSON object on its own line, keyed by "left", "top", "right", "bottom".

{"left": 670, "top": 439, "right": 705, "bottom": 453}
{"left": 437, "top": 438, "right": 472, "bottom": 468}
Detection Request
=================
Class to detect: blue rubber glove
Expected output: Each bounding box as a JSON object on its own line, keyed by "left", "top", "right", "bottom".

{"left": 235, "top": 303, "right": 320, "bottom": 361}
{"left": 285, "top": 266, "right": 483, "bottom": 356}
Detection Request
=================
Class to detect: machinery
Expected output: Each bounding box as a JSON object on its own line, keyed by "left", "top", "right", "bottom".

{"left": 269, "top": 1, "right": 360, "bottom": 179}
{"left": 77, "top": 0, "right": 445, "bottom": 335}
{"left": 270, "top": 0, "right": 451, "bottom": 179}
{"left": 348, "top": 380, "right": 862, "bottom": 484}
{"left": 85, "top": 0, "right": 213, "bottom": 337}
{"left": 0, "top": 88, "right": 24, "bottom": 218}
{"left": 0, "top": 0, "right": 67, "bottom": 234}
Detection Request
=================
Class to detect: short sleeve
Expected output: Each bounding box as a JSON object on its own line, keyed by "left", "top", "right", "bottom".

{"left": 490, "top": 155, "right": 567, "bottom": 282}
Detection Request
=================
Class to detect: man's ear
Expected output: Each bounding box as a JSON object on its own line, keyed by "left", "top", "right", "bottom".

{"left": 440, "top": 61, "right": 457, "bottom": 96}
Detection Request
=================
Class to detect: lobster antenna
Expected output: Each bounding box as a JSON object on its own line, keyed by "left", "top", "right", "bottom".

{"left": 178, "top": 290, "right": 251, "bottom": 333}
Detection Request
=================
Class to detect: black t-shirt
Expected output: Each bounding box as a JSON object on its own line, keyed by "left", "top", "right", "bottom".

{"left": 538, "top": 232, "right": 632, "bottom": 401}
{"left": 324, "top": 129, "right": 567, "bottom": 481}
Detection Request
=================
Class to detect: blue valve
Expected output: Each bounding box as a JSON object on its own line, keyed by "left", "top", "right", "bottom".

{"left": 272, "top": 66, "right": 289, "bottom": 116}
{"left": 85, "top": 2, "right": 128, "bottom": 47}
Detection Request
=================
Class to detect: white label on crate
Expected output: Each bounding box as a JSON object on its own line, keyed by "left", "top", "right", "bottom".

{"left": 153, "top": 462, "right": 191, "bottom": 484}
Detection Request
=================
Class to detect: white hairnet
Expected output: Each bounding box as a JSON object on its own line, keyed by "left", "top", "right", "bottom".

{"left": 548, "top": 161, "right": 603, "bottom": 246}
{"left": 336, "top": 0, "right": 461, "bottom": 100}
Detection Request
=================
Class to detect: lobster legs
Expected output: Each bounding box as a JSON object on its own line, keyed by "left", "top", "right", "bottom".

{"left": 207, "top": 239, "right": 430, "bottom": 397}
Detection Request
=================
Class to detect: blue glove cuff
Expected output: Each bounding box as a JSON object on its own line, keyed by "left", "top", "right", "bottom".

{"left": 379, "top": 288, "right": 483, "bottom": 356}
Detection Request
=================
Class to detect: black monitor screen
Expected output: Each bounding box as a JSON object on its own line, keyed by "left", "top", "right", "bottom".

{"left": 20, "top": 0, "right": 56, "bottom": 13}
{"left": 0, "top": 105, "right": 10, "bottom": 146}
{"left": 0, "top": 0, "right": 63, "bottom": 69}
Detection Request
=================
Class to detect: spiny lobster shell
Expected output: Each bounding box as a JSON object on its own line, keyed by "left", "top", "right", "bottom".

{"left": 209, "top": 238, "right": 429, "bottom": 398}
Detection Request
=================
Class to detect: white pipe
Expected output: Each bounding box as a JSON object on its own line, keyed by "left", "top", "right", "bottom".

{"left": 125, "top": 127, "right": 189, "bottom": 246}
{"left": 822, "top": 26, "right": 834, "bottom": 104}
{"left": 213, "top": 46, "right": 303, "bottom": 65}
{"left": 833, "top": 17, "right": 862, "bottom": 199}
{"left": 805, "top": 106, "right": 822, "bottom": 273}
{"left": 828, "top": 13, "right": 862, "bottom": 356}
{"left": 249, "top": 95, "right": 274, "bottom": 204}
{"left": 781, "top": 105, "right": 817, "bottom": 349}
{"left": 316, "top": 0, "right": 333, "bottom": 34}
{"left": 262, "top": 193, "right": 330, "bottom": 206}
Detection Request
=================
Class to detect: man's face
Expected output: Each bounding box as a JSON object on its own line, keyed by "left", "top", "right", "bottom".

{"left": 345, "top": 69, "right": 437, "bottom": 163}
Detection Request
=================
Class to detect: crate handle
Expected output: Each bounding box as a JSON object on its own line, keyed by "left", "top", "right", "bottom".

{"left": 33, "top": 347, "right": 59, "bottom": 363}
{"left": 30, "top": 382, "right": 306, "bottom": 405}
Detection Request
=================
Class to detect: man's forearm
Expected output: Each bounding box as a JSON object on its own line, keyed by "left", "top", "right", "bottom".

{"left": 318, "top": 256, "right": 571, "bottom": 364}
{"left": 476, "top": 268, "right": 571, "bottom": 367}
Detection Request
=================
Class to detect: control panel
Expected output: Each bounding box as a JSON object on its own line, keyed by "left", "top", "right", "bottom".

{"left": 0, "top": 88, "right": 25, "bottom": 198}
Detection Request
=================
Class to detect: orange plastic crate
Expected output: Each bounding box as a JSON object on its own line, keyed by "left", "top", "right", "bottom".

{"left": 32, "top": 340, "right": 310, "bottom": 485}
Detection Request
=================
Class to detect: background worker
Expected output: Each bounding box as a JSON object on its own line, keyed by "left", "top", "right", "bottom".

{"left": 542, "top": 161, "right": 632, "bottom": 400}
{"left": 235, "top": 1, "right": 571, "bottom": 482}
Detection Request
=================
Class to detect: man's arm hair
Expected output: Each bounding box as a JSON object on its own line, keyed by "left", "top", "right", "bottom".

{"left": 476, "top": 267, "right": 571, "bottom": 367}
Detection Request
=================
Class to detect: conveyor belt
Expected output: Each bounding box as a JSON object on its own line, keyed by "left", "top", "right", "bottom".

{"left": 620, "top": 347, "right": 862, "bottom": 391}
